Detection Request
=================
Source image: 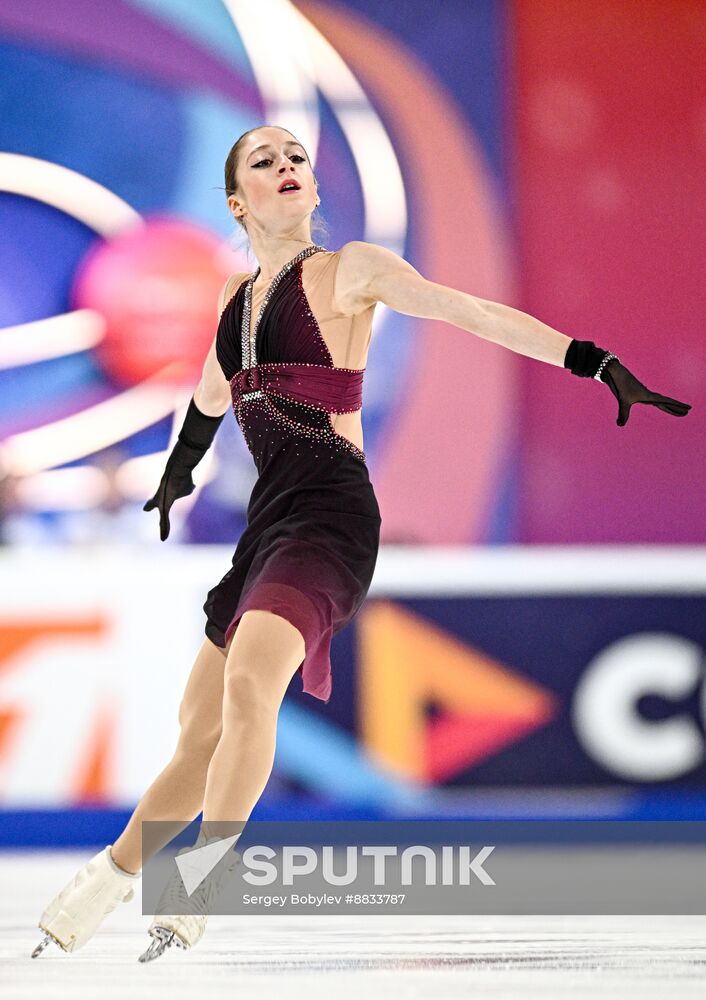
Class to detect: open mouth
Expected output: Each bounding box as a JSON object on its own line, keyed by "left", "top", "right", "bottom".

{"left": 278, "top": 181, "right": 301, "bottom": 193}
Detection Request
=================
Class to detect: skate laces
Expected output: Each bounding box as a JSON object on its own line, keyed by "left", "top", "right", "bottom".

{"left": 156, "top": 846, "right": 240, "bottom": 918}
{"left": 60, "top": 854, "right": 135, "bottom": 913}
{"left": 70, "top": 854, "right": 116, "bottom": 892}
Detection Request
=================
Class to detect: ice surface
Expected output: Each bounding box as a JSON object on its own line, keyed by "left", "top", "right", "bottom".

{"left": 5, "top": 851, "right": 706, "bottom": 999}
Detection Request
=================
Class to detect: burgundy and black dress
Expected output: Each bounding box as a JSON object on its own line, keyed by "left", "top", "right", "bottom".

{"left": 203, "top": 244, "right": 381, "bottom": 703}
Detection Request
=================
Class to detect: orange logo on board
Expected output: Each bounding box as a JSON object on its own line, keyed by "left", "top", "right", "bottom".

{"left": 357, "top": 602, "right": 558, "bottom": 783}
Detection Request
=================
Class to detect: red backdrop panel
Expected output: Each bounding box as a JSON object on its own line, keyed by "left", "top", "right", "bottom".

{"left": 510, "top": 0, "right": 705, "bottom": 542}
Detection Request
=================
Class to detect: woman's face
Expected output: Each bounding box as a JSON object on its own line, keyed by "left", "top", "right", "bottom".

{"left": 229, "top": 127, "right": 318, "bottom": 234}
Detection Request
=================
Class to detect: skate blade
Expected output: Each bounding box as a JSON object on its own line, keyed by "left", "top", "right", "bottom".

{"left": 138, "top": 926, "right": 185, "bottom": 963}
{"left": 31, "top": 929, "right": 64, "bottom": 958}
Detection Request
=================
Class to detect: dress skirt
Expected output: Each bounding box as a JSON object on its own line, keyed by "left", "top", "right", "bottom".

{"left": 203, "top": 396, "right": 381, "bottom": 704}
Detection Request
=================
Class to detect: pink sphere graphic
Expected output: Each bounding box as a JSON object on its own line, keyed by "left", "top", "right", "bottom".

{"left": 72, "top": 215, "right": 231, "bottom": 387}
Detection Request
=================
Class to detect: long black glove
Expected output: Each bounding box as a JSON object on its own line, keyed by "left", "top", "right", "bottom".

{"left": 564, "top": 339, "right": 692, "bottom": 427}
{"left": 143, "top": 397, "right": 226, "bottom": 540}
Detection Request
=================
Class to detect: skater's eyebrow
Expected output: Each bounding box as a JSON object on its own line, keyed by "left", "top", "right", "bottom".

{"left": 247, "top": 141, "right": 304, "bottom": 160}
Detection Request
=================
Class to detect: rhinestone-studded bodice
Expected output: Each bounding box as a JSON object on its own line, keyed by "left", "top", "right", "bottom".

{"left": 216, "top": 245, "right": 368, "bottom": 470}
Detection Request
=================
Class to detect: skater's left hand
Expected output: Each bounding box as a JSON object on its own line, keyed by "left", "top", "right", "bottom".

{"left": 601, "top": 359, "right": 692, "bottom": 427}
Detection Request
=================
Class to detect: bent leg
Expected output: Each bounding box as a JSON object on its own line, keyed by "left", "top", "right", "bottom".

{"left": 110, "top": 632, "right": 235, "bottom": 874}
{"left": 201, "top": 609, "right": 305, "bottom": 827}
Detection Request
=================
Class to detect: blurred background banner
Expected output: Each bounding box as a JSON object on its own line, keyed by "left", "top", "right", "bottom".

{"left": 0, "top": 0, "right": 703, "bottom": 842}
{"left": 1, "top": 546, "right": 705, "bottom": 841}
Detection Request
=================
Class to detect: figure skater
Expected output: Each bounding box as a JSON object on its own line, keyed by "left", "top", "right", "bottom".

{"left": 31, "top": 124, "right": 691, "bottom": 962}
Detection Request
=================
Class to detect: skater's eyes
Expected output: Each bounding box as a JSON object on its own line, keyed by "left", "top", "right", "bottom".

{"left": 252, "top": 154, "right": 306, "bottom": 168}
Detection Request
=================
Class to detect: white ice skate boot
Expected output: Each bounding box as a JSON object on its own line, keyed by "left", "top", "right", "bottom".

{"left": 31, "top": 845, "right": 141, "bottom": 957}
{"left": 138, "top": 838, "right": 240, "bottom": 963}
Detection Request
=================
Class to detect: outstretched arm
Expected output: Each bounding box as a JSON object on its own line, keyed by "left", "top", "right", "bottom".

{"left": 336, "top": 240, "right": 572, "bottom": 366}
{"left": 336, "top": 241, "right": 692, "bottom": 426}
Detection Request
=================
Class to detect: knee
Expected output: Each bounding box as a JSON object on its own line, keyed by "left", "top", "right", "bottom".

{"left": 223, "top": 667, "right": 278, "bottom": 726}
{"left": 175, "top": 729, "right": 221, "bottom": 764}
{"left": 176, "top": 705, "right": 222, "bottom": 761}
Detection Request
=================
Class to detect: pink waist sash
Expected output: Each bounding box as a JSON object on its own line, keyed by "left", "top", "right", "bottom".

{"left": 230, "top": 362, "right": 364, "bottom": 414}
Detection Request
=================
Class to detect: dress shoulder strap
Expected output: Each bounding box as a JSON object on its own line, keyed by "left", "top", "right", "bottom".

{"left": 218, "top": 271, "right": 251, "bottom": 320}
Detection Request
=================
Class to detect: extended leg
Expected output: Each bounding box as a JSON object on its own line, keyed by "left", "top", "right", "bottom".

{"left": 113, "top": 632, "right": 236, "bottom": 873}
{"left": 138, "top": 609, "right": 305, "bottom": 961}
{"left": 201, "top": 608, "right": 306, "bottom": 826}
{"left": 32, "top": 633, "right": 235, "bottom": 957}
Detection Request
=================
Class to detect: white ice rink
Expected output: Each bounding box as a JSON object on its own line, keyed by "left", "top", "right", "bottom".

{"left": 3, "top": 851, "right": 706, "bottom": 999}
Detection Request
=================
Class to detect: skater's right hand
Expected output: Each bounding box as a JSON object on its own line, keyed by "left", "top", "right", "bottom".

{"left": 143, "top": 441, "right": 200, "bottom": 541}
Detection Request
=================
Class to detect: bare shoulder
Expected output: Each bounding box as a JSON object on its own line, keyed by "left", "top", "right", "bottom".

{"left": 334, "top": 241, "right": 419, "bottom": 314}
{"left": 217, "top": 271, "right": 251, "bottom": 320}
